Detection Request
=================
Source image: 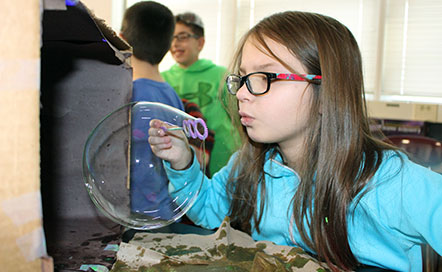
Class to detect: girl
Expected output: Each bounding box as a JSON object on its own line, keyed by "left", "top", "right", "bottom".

{"left": 148, "top": 11, "right": 442, "bottom": 271}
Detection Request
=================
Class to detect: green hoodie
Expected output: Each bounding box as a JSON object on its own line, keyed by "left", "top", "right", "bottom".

{"left": 162, "top": 59, "right": 240, "bottom": 175}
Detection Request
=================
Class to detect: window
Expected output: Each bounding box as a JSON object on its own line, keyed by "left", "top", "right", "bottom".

{"left": 119, "top": 0, "right": 442, "bottom": 103}
{"left": 382, "top": 0, "right": 442, "bottom": 102}
{"left": 124, "top": 0, "right": 237, "bottom": 72}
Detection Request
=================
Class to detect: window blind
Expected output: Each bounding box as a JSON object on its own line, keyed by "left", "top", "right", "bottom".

{"left": 121, "top": 0, "right": 442, "bottom": 103}
{"left": 248, "top": 0, "right": 380, "bottom": 93}
{"left": 382, "top": 0, "right": 442, "bottom": 99}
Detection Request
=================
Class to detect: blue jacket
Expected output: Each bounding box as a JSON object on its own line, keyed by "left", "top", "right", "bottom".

{"left": 130, "top": 78, "right": 184, "bottom": 218}
{"left": 164, "top": 150, "right": 442, "bottom": 271}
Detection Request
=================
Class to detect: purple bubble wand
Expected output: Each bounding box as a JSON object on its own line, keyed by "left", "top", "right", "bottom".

{"left": 160, "top": 118, "right": 208, "bottom": 141}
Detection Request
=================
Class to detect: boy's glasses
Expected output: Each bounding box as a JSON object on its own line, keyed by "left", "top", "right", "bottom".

{"left": 172, "top": 32, "right": 199, "bottom": 42}
{"left": 226, "top": 72, "right": 322, "bottom": 95}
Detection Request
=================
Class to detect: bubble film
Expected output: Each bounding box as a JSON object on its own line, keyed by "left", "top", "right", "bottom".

{"left": 83, "top": 102, "right": 206, "bottom": 229}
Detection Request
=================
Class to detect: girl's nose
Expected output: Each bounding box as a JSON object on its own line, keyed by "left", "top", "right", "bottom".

{"left": 235, "top": 83, "right": 252, "bottom": 102}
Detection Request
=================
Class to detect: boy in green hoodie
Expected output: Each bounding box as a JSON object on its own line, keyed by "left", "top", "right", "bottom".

{"left": 162, "top": 12, "right": 240, "bottom": 176}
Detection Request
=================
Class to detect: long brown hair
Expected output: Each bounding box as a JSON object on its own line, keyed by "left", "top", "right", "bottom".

{"left": 225, "top": 11, "right": 397, "bottom": 270}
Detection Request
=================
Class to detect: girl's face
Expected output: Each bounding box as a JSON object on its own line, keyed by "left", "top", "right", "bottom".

{"left": 170, "top": 23, "right": 204, "bottom": 68}
{"left": 237, "top": 37, "right": 313, "bottom": 153}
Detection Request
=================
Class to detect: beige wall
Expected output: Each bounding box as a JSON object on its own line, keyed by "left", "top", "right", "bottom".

{"left": 82, "top": 0, "right": 113, "bottom": 27}
{"left": 0, "top": 1, "right": 46, "bottom": 272}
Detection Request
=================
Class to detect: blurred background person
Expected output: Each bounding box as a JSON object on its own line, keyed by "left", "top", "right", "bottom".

{"left": 162, "top": 12, "right": 240, "bottom": 176}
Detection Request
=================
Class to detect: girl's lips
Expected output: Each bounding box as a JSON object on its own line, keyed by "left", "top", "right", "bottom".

{"left": 239, "top": 112, "right": 254, "bottom": 126}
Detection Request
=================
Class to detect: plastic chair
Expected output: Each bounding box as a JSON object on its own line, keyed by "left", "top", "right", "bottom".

{"left": 386, "top": 134, "right": 442, "bottom": 272}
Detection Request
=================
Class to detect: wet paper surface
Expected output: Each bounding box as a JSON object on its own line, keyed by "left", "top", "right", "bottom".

{"left": 111, "top": 217, "right": 327, "bottom": 271}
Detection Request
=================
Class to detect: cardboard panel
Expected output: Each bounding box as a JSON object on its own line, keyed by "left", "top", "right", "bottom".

{"left": 0, "top": 0, "right": 44, "bottom": 271}
{"left": 39, "top": 1, "right": 132, "bottom": 270}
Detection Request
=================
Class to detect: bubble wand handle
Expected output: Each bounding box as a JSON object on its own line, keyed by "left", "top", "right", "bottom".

{"left": 160, "top": 126, "right": 183, "bottom": 132}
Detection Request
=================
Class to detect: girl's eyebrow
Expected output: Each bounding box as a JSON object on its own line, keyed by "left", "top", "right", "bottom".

{"left": 255, "top": 63, "right": 277, "bottom": 70}
{"left": 239, "top": 63, "right": 278, "bottom": 74}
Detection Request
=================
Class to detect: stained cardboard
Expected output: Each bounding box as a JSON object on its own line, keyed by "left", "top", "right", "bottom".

{"left": 40, "top": 1, "right": 132, "bottom": 270}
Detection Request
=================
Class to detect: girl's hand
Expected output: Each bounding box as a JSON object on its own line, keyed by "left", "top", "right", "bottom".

{"left": 148, "top": 119, "right": 193, "bottom": 170}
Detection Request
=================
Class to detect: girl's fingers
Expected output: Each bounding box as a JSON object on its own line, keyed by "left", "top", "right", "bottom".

{"left": 150, "top": 142, "right": 172, "bottom": 152}
{"left": 148, "top": 132, "right": 171, "bottom": 145}
{"left": 148, "top": 126, "right": 165, "bottom": 137}
{"left": 149, "top": 119, "right": 166, "bottom": 129}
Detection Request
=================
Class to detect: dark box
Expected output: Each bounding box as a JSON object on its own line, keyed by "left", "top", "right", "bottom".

{"left": 40, "top": 1, "right": 132, "bottom": 270}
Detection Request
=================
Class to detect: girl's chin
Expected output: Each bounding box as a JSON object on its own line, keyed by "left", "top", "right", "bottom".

{"left": 246, "top": 129, "right": 267, "bottom": 143}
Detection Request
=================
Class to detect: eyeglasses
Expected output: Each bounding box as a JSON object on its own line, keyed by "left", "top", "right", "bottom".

{"left": 226, "top": 72, "right": 322, "bottom": 95}
{"left": 172, "top": 32, "right": 199, "bottom": 42}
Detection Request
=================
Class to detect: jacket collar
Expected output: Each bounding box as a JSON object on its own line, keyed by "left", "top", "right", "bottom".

{"left": 263, "top": 150, "right": 299, "bottom": 179}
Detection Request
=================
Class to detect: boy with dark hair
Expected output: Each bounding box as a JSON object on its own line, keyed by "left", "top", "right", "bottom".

{"left": 120, "top": 1, "right": 185, "bottom": 219}
{"left": 162, "top": 12, "right": 240, "bottom": 175}
{"left": 121, "top": 1, "right": 176, "bottom": 67}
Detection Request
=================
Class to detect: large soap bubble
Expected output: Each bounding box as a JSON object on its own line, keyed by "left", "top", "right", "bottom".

{"left": 83, "top": 102, "right": 207, "bottom": 230}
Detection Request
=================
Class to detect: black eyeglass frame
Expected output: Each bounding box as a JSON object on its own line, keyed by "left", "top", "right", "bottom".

{"left": 226, "top": 72, "right": 322, "bottom": 95}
